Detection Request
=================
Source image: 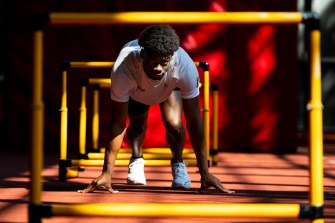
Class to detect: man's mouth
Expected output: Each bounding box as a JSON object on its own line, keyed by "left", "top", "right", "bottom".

{"left": 149, "top": 73, "right": 163, "bottom": 80}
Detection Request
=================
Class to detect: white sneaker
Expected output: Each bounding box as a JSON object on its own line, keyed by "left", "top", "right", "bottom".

{"left": 127, "top": 157, "right": 146, "bottom": 185}
{"left": 171, "top": 162, "right": 191, "bottom": 189}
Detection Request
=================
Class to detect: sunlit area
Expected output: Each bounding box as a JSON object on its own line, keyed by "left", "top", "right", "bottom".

{"left": 0, "top": 0, "right": 334, "bottom": 223}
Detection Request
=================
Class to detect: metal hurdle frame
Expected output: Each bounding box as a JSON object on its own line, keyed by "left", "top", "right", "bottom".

{"left": 30, "top": 12, "right": 324, "bottom": 222}
{"left": 58, "top": 61, "right": 213, "bottom": 181}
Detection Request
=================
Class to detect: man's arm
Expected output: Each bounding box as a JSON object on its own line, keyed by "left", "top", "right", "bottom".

{"left": 101, "top": 99, "right": 128, "bottom": 175}
{"left": 78, "top": 99, "right": 128, "bottom": 193}
{"left": 182, "top": 96, "right": 234, "bottom": 193}
{"left": 182, "top": 96, "right": 208, "bottom": 175}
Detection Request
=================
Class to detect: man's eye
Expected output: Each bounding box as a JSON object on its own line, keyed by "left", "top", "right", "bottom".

{"left": 148, "top": 61, "right": 157, "bottom": 65}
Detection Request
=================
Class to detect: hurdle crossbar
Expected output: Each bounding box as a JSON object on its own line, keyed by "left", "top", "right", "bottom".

{"left": 30, "top": 12, "right": 324, "bottom": 223}
{"left": 35, "top": 203, "right": 304, "bottom": 217}
{"left": 60, "top": 159, "right": 198, "bottom": 168}
{"left": 47, "top": 12, "right": 304, "bottom": 25}
{"left": 86, "top": 152, "right": 196, "bottom": 160}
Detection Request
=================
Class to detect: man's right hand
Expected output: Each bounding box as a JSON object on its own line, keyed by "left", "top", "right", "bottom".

{"left": 78, "top": 174, "right": 118, "bottom": 193}
{"left": 199, "top": 173, "right": 234, "bottom": 194}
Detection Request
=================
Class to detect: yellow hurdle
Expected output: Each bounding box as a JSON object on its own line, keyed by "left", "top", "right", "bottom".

{"left": 71, "top": 62, "right": 210, "bottom": 158}
{"left": 87, "top": 152, "right": 196, "bottom": 160}
{"left": 70, "top": 159, "right": 198, "bottom": 167}
{"left": 70, "top": 61, "right": 114, "bottom": 68}
{"left": 50, "top": 203, "right": 301, "bottom": 218}
{"left": 59, "top": 61, "right": 212, "bottom": 178}
{"left": 30, "top": 11, "right": 324, "bottom": 223}
{"left": 49, "top": 12, "right": 303, "bottom": 25}
{"left": 308, "top": 30, "right": 324, "bottom": 209}
{"left": 113, "top": 147, "right": 195, "bottom": 154}
{"left": 30, "top": 30, "right": 44, "bottom": 205}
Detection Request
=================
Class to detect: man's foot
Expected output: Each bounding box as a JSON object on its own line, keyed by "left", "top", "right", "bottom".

{"left": 127, "top": 157, "right": 146, "bottom": 185}
{"left": 171, "top": 161, "right": 191, "bottom": 189}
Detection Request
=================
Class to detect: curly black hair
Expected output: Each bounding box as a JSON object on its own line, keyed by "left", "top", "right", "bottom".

{"left": 138, "top": 25, "right": 180, "bottom": 57}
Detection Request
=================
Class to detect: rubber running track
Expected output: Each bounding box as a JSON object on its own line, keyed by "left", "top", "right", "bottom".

{"left": 0, "top": 144, "right": 334, "bottom": 223}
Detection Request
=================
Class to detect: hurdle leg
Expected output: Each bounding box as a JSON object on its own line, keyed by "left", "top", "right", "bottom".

{"left": 29, "top": 28, "right": 44, "bottom": 223}
{"left": 308, "top": 28, "right": 324, "bottom": 223}
{"left": 60, "top": 70, "right": 68, "bottom": 160}
{"left": 58, "top": 61, "right": 79, "bottom": 181}
{"left": 91, "top": 85, "right": 100, "bottom": 151}
{"left": 76, "top": 80, "right": 88, "bottom": 171}
{"left": 78, "top": 82, "right": 87, "bottom": 157}
{"left": 210, "top": 84, "right": 219, "bottom": 165}
{"left": 200, "top": 62, "right": 211, "bottom": 166}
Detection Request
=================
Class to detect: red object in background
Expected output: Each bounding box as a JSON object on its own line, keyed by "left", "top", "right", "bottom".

{"left": 2, "top": 0, "right": 297, "bottom": 153}
{"left": 138, "top": 0, "right": 298, "bottom": 152}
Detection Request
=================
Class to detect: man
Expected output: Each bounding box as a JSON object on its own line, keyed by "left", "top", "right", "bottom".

{"left": 79, "top": 25, "right": 233, "bottom": 194}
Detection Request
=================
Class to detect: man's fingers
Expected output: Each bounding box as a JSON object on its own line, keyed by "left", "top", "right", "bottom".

{"left": 107, "top": 187, "right": 119, "bottom": 193}
{"left": 78, "top": 184, "right": 97, "bottom": 193}
{"left": 217, "top": 185, "right": 235, "bottom": 194}
{"left": 198, "top": 184, "right": 234, "bottom": 194}
{"left": 200, "top": 177, "right": 235, "bottom": 194}
{"left": 213, "top": 182, "right": 235, "bottom": 194}
{"left": 78, "top": 179, "right": 118, "bottom": 193}
{"left": 77, "top": 188, "right": 92, "bottom": 193}
{"left": 223, "top": 188, "right": 235, "bottom": 193}
{"left": 212, "top": 180, "right": 235, "bottom": 194}
{"left": 78, "top": 185, "right": 118, "bottom": 194}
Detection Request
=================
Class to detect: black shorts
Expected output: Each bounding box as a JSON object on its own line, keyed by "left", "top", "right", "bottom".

{"left": 128, "top": 97, "right": 150, "bottom": 115}
{"left": 128, "top": 88, "right": 180, "bottom": 115}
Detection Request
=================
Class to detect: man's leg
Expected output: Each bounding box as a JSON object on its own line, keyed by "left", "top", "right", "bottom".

{"left": 125, "top": 98, "right": 150, "bottom": 185}
{"left": 160, "top": 91, "right": 190, "bottom": 189}
{"left": 126, "top": 113, "right": 148, "bottom": 158}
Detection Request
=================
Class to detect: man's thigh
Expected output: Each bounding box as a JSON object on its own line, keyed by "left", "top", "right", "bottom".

{"left": 128, "top": 97, "right": 150, "bottom": 116}
{"left": 160, "top": 90, "right": 183, "bottom": 124}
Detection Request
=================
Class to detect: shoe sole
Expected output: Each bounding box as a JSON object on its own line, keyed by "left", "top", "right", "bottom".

{"left": 127, "top": 178, "right": 146, "bottom": 185}
{"left": 172, "top": 182, "right": 191, "bottom": 189}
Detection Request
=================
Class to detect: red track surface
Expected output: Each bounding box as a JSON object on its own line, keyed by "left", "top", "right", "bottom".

{"left": 1, "top": 146, "right": 334, "bottom": 223}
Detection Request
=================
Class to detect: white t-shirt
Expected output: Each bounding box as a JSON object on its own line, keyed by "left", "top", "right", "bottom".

{"left": 110, "top": 40, "right": 199, "bottom": 105}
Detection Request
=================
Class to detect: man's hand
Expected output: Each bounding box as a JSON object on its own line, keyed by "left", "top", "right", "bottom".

{"left": 199, "top": 173, "right": 234, "bottom": 194}
{"left": 78, "top": 174, "right": 118, "bottom": 193}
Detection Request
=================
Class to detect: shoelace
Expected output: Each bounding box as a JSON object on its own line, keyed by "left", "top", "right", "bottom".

{"left": 173, "top": 164, "right": 187, "bottom": 177}
{"left": 128, "top": 159, "right": 144, "bottom": 173}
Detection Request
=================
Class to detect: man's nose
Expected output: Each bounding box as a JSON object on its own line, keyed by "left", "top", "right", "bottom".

{"left": 154, "top": 64, "right": 163, "bottom": 71}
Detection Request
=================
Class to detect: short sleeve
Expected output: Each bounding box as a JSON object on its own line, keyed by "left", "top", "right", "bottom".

{"left": 179, "top": 66, "right": 200, "bottom": 99}
{"left": 175, "top": 49, "right": 200, "bottom": 99}
{"left": 110, "top": 72, "right": 132, "bottom": 102}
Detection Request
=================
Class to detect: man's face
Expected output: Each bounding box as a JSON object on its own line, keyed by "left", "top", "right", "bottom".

{"left": 142, "top": 50, "right": 173, "bottom": 80}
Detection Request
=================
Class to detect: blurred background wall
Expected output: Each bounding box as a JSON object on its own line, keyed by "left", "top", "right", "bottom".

{"left": 0, "top": 0, "right": 333, "bottom": 153}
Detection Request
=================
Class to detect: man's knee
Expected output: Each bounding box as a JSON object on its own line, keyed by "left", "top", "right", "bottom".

{"left": 166, "top": 120, "right": 185, "bottom": 136}
{"left": 128, "top": 113, "right": 148, "bottom": 136}
{"left": 128, "top": 123, "right": 147, "bottom": 137}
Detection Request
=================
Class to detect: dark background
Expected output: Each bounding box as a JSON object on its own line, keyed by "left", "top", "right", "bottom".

{"left": 0, "top": 0, "right": 334, "bottom": 153}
